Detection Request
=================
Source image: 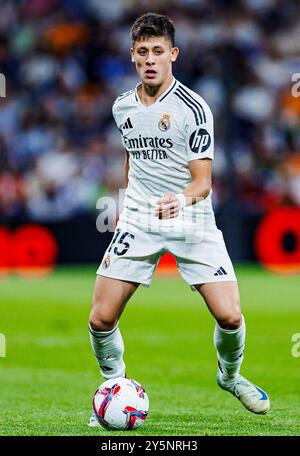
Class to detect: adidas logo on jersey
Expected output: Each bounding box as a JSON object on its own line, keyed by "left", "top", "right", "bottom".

{"left": 214, "top": 267, "right": 227, "bottom": 276}
{"left": 121, "top": 117, "right": 133, "bottom": 130}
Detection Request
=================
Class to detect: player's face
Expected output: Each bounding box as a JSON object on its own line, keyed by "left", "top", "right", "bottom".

{"left": 131, "top": 36, "right": 179, "bottom": 87}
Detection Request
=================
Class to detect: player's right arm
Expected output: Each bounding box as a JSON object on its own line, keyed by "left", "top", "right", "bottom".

{"left": 112, "top": 94, "right": 132, "bottom": 189}
{"left": 124, "top": 150, "right": 129, "bottom": 188}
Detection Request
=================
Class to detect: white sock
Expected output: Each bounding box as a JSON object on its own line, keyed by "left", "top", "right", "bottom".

{"left": 89, "top": 323, "right": 126, "bottom": 380}
{"left": 214, "top": 315, "right": 245, "bottom": 382}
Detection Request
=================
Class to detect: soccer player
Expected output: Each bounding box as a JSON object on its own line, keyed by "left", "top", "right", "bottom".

{"left": 88, "top": 12, "right": 270, "bottom": 426}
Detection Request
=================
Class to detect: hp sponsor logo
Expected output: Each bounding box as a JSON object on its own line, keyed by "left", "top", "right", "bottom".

{"left": 189, "top": 128, "right": 211, "bottom": 153}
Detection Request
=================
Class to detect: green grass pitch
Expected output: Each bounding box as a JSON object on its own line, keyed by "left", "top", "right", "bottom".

{"left": 0, "top": 265, "right": 299, "bottom": 436}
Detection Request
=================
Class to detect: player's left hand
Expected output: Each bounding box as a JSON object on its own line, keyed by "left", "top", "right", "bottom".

{"left": 154, "top": 193, "right": 182, "bottom": 219}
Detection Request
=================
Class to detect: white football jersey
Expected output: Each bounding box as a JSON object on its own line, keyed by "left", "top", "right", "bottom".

{"left": 112, "top": 78, "right": 216, "bottom": 235}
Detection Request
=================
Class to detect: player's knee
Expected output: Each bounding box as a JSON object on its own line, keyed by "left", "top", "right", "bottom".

{"left": 89, "top": 308, "right": 117, "bottom": 332}
{"left": 217, "top": 307, "right": 242, "bottom": 330}
{"left": 221, "top": 316, "right": 242, "bottom": 330}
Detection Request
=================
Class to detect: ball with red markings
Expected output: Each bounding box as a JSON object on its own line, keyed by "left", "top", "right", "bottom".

{"left": 92, "top": 377, "right": 149, "bottom": 430}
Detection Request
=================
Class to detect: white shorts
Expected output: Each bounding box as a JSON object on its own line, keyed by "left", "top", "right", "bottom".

{"left": 97, "top": 221, "right": 236, "bottom": 287}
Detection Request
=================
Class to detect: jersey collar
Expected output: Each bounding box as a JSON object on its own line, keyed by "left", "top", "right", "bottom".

{"left": 134, "top": 78, "right": 177, "bottom": 105}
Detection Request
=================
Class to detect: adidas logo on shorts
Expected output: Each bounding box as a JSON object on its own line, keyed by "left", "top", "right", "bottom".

{"left": 214, "top": 266, "right": 227, "bottom": 276}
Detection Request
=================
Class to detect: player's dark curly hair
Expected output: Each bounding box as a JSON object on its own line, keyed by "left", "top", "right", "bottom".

{"left": 130, "top": 12, "right": 175, "bottom": 47}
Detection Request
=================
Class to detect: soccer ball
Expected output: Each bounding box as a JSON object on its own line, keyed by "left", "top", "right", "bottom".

{"left": 92, "top": 377, "right": 149, "bottom": 430}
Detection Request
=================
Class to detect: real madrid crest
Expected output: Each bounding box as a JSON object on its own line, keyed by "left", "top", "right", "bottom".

{"left": 158, "top": 114, "right": 171, "bottom": 132}
{"left": 102, "top": 255, "right": 111, "bottom": 269}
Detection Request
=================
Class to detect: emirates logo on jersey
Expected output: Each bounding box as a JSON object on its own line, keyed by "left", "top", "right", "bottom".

{"left": 158, "top": 114, "right": 171, "bottom": 131}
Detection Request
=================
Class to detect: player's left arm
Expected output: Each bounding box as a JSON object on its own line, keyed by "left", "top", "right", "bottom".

{"left": 155, "top": 95, "right": 214, "bottom": 220}
{"left": 154, "top": 158, "right": 212, "bottom": 219}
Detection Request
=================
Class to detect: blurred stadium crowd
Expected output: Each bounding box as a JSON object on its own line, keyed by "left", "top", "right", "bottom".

{"left": 0, "top": 0, "right": 299, "bottom": 223}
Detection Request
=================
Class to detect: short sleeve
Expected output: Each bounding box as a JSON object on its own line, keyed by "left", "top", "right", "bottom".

{"left": 185, "top": 100, "right": 214, "bottom": 162}
{"left": 112, "top": 100, "right": 124, "bottom": 138}
{"left": 112, "top": 101, "right": 118, "bottom": 125}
